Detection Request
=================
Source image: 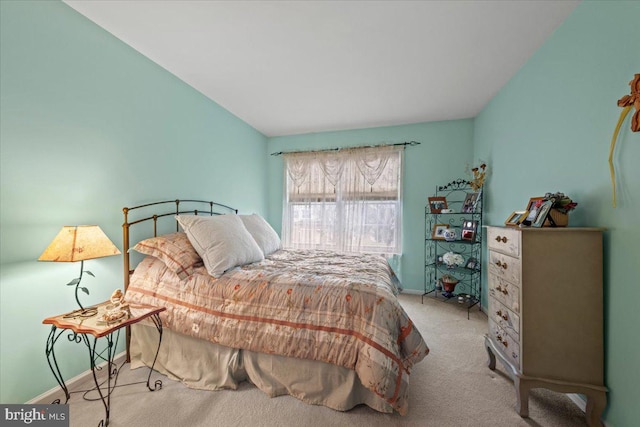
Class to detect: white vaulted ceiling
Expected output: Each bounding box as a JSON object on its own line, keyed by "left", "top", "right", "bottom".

{"left": 63, "top": 1, "right": 580, "bottom": 137}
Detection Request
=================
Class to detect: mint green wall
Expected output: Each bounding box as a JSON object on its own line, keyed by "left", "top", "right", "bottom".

{"left": 267, "top": 120, "right": 475, "bottom": 291}
{"left": 473, "top": 1, "right": 640, "bottom": 425}
{"left": 3, "top": 1, "right": 637, "bottom": 425}
{"left": 0, "top": 1, "right": 267, "bottom": 403}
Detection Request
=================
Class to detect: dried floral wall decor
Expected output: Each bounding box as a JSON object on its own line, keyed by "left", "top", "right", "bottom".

{"left": 466, "top": 162, "right": 487, "bottom": 192}
{"left": 609, "top": 73, "right": 639, "bottom": 207}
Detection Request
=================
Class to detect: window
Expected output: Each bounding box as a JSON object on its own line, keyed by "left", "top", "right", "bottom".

{"left": 282, "top": 146, "right": 402, "bottom": 255}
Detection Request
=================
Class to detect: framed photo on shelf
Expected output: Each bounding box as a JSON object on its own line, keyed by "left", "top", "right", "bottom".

{"left": 432, "top": 224, "right": 450, "bottom": 240}
{"left": 505, "top": 210, "right": 528, "bottom": 227}
{"left": 462, "top": 192, "right": 479, "bottom": 213}
{"left": 461, "top": 219, "right": 478, "bottom": 241}
{"left": 465, "top": 257, "right": 479, "bottom": 270}
{"left": 428, "top": 197, "right": 448, "bottom": 214}
{"left": 532, "top": 200, "right": 553, "bottom": 227}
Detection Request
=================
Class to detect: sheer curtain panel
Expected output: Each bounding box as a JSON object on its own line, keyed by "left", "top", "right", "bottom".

{"left": 282, "top": 146, "right": 403, "bottom": 256}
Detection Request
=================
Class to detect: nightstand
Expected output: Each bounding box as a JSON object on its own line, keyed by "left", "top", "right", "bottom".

{"left": 43, "top": 301, "right": 166, "bottom": 426}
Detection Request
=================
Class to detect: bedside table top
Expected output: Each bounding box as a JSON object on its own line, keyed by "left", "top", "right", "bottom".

{"left": 43, "top": 301, "right": 165, "bottom": 338}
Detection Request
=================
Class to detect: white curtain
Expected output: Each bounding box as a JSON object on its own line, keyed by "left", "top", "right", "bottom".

{"left": 282, "top": 145, "right": 403, "bottom": 255}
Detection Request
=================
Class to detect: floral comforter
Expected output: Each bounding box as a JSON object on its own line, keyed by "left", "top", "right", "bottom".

{"left": 126, "top": 249, "right": 429, "bottom": 414}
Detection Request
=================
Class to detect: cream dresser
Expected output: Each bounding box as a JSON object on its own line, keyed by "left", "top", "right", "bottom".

{"left": 484, "top": 226, "right": 607, "bottom": 426}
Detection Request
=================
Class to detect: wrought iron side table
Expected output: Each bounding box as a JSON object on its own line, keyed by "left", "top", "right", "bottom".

{"left": 43, "top": 301, "right": 165, "bottom": 427}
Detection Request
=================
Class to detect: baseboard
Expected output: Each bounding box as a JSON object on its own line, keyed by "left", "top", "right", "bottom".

{"left": 27, "top": 351, "right": 126, "bottom": 404}
{"left": 400, "top": 289, "right": 423, "bottom": 295}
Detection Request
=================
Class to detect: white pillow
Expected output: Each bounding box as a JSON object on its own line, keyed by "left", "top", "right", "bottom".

{"left": 175, "top": 214, "right": 264, "bottom": 278}
{"left": 239, "top": 214, "right": 282, "bottom": 256}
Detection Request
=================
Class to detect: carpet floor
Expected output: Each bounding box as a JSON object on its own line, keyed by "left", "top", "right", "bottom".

{"left": 46, "top": 293, "right": 589, "bottom": 426}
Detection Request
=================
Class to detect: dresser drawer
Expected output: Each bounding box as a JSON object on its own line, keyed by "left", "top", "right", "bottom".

{"left": 487, "top": 227, "right": 520, "bottom": 257}
{"left": 489, "top": 319, "right": 520, "bottom": 371}
{"left": 488, "top": 273, "right": 520, "bottom": 313}
{"left": 490, "top": 297, "right": 520, "bottom": 341}
{"left": 488, "top": 251, "right": 521, "bottom": 285}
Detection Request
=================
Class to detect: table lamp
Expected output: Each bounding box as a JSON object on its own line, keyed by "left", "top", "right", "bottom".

{"left": 38, "top": 225, "right": 121, "bottom": 317}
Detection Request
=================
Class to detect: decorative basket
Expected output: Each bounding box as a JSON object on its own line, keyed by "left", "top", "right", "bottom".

{"left": 544, "top": 208, "right": 569, "bottom": 227}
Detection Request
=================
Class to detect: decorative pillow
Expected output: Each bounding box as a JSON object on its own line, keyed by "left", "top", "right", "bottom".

{"left": 131, "top": 232, "right": 202, "bottom": 279}
{"left": 239, "top": 214, "right": 282, "bottom": 256}
{"left": 175, "top": 214, "right": 264, "bottom": 278}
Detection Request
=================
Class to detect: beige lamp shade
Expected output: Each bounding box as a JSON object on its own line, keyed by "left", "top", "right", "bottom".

{"left": 38, "top": 225, "right": 121, "bottom": 262}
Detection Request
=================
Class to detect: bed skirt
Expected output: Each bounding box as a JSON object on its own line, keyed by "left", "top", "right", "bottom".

{"left": 130, "top": 324, "right": 393, "bottom": 413}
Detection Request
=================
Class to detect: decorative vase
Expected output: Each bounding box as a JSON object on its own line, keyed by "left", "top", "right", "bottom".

{"left": 440, "top": 274, "right": 459, "bottom": 298}
{"left": 443, "top": 229, "right": 457, "bottom": 241}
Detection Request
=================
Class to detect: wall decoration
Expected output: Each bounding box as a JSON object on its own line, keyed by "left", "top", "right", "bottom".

{"left": 466, "top": 162, "right": 488, "bottom": 192}
{"left": 609, "top": 73, "right": 640, "bottom": 207}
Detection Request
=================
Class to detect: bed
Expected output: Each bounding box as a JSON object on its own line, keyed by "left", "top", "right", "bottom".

{"left": 122, "top": 200, "right": 429, "bottom": 415}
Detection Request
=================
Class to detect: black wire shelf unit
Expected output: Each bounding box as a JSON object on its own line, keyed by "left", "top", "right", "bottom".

{"left": 423, "top": 179, "right": 483, "bottom": 318}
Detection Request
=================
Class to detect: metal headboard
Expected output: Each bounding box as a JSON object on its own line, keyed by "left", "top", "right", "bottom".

{"left": 122, "top": 199, "right": 237, "bottom": 291}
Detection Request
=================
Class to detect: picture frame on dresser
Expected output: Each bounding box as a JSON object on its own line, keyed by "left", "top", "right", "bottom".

{"left": 505, "top": 210, "right": 528, "bottom": 227}
{"left": 522, "top": 197, "right": 544, "bottom": 225}
{"left": 428, "top": 196, "right": 448, "bottom": 213}
{"left": 526, "top": 197, "right": 544, "bottom": 211}
{"left": 532, "top": 200, "right": 553, "bottom": 228}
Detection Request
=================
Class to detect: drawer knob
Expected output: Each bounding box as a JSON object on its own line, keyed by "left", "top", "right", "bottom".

{"left": 495, "top": 334, "right": 508, "bottom": 347}
{"left": 496, "top": 285, "right": 502, "bottom": 292}
{"left": 495, "top": 236, "right": 508, "bottom": 243}
{"left": 496, "top": 309, "right": 509, "bottom": 321}
{"left": 495, "top": 260, "right": 508, "bottom": 270}
{"left": 501, "top": 288, "right": 509, "bottom": 295}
